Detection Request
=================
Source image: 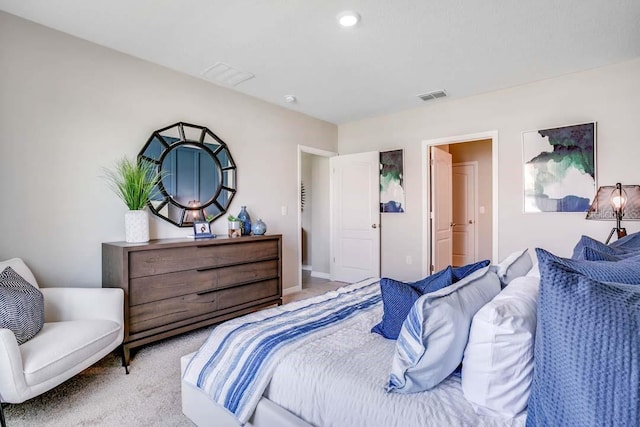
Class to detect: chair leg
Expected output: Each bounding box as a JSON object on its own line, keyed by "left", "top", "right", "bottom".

{"left": 122, "top": 345, "right": 130, "bottom": 375}
{"left": 1, "top": 402, "right": 7, "bottom": 427}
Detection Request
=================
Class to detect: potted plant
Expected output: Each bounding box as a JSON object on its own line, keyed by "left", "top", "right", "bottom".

{"left": 104, "top": 157, "right": 164, "bottom": 243}
{"left": 227, "top": 214, "right": 242, "bottom": 238}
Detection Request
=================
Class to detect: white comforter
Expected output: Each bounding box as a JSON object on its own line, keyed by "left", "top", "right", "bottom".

{"left": 265, "top": 297, "right": 526, "bottom": 427}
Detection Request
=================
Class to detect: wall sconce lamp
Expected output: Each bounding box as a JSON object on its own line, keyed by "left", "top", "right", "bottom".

{"left": 586, "top": 183, "right": 640, "bottom": 244}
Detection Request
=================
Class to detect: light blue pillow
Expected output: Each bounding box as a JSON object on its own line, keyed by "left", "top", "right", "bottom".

{"left": 387, "top": 266, "right": 501, "bottom": 393}
{"left": 492, "top": 249, "right": 533, "bottom": 287}
{"left": 371, "top": 268, "right": 454, "bottom": 339}
{"left": 527, "top": 256, "right": 640, "bottom": 426}
{"left": 536, "top": 248, "right": 640, "bottom": 284}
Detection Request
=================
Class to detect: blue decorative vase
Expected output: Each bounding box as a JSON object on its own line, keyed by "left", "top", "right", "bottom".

{"left": 252, "top": 219, "right": 267, "bottom": 235}
{"left": 237, "top": 206, "right": 251, "bottom": 236}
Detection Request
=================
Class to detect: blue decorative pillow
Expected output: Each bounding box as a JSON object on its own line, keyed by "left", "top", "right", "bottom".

{"left": 408, "top": 266, "right": 454, "bottom": 294}
{"left": 526, "top": 257, "right": 640, "bottom": 426}
{"left": 371, "top": 268, "right": 453, "bottom": 339}
{"left": 577, "top": 246, "right": 640, "bottom": 262}
{"left": 451, "top": 259, "right": 490, "bottom": 282}
{"left": 536, "top": 248, "right": 640, "bottom": 284}
{"left": 387, "top": 267, "right": 500, "bottom": 393}
{"left": 609, "top": 231, "right": 640, "bottom": 250}
{"left": 570, "top": 235, "right": 633, "bottom": 260}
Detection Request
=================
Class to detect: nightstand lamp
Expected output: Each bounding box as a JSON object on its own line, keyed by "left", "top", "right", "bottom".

{"left": 586, "top": 183, "right": 640, "bottom": 243}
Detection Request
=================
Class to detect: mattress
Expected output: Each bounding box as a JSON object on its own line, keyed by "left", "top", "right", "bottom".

{"left": 264, "top": 299, "right": 526, "bottom": 427}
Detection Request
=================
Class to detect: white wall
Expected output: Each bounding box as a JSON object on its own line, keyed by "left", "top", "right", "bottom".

{"left": 339, "top": 58, "right": 640, "bottom": 281}
{"left": 0, "top": 12, "right": 337, "bottom": 290}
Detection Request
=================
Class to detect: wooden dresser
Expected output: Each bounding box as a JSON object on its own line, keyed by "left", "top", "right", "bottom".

{"left": 102, "top": 235, "right": 282, "bottom": 369}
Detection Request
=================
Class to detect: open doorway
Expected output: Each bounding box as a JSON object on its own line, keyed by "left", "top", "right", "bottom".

{"left": 296, "top": 145, "right": 336, "bottom": 293}
{"left": 421, "top": 132, "right": 499, "bottom": 276}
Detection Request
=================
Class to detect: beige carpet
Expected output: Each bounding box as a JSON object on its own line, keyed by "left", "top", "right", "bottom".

{"left": 3, "top": 281, "right": 345, "bottom": 426}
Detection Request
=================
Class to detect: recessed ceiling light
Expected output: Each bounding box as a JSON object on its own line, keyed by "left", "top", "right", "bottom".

{"left": 337, "top": 11, "right": 360, "bottom": 28}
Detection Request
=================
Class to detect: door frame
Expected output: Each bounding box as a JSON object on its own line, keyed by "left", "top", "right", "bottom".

{"left": 452, "top": 161, "right": 479, "bottom": 265}
{"left": 294, "top": 145, "right": 337, "bottom": 295}
{"left": 421, "top": 131, "right": 499, "bottom": 277}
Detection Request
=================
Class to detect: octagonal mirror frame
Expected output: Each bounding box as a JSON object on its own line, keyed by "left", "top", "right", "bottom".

{"left": 138, "top": 122, "right": 237, "bottom": 227}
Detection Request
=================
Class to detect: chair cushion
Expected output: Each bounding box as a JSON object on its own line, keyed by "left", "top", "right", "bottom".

{"left": 0, "top": 258, "right": 39, "bottom": 288}
{"left": 0, "top": 266, "right": 44, "bottom": 344}
{"left": 20, "top": 319, "right": 121, "bottom": 386}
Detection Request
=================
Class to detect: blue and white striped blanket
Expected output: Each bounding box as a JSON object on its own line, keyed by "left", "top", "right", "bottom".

{"left": 182, "top": 278, "right": 382, "bottom": 424}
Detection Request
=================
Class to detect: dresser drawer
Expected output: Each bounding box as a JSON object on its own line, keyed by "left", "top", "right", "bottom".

{"left": 129, "top": 278, "right": 280, "bottom": 334}
{"left": 129, "top": 240, "right": 279, "bottom": 278}
{"left": 129, "top": 259, "right": 279, "bottom": 306}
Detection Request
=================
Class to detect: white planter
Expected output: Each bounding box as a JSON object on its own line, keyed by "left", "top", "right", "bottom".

{"left": 125, "top": 210, "right": 149, "bottom": 243}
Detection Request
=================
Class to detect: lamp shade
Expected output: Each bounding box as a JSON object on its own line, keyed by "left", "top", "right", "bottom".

{"left": 586, "top": 184, "right": 640, "bottom": 220}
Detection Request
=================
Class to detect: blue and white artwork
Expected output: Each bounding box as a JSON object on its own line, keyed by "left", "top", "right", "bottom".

{"left": 523, "top": 122, "right": 596, "bottom": 213}
{"left": 380, "top": 149, "right": 405, "bottom": 213}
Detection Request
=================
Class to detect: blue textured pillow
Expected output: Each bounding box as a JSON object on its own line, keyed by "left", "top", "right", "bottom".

{"left": 570, "top": 235, "right": 633, "bottom": 260}
{"left": 409, "top": 266, "right": 454, "bottom": 294}
{"left": 372, "top": 268, "right": 454, "bottom": 339}
{"left": 526, "top": 258, "right": 640, "bottom": 426}
{"left": 577, "top": 246, "right": 640, "bottom": 262}
{"left": 451, "top": 259, "right": 490, "bottom": 282}
{"left": 609, "top": 231, "right": 640, "bottom": 250}
{"left": 536, "top": 248, "right": 640, "bottom": 284}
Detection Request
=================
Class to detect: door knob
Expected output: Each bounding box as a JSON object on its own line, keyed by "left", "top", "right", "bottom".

{"left": 468, "top": 220, "right": 473, "bottom": 224}
{"left": 372, "top": 224, "right": 377, "bottom": 229}
{"left": 450, "top": 222, "right": 456, "bottom": 227}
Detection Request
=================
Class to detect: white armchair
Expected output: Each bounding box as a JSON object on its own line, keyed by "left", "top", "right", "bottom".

{"left": 0, "top": 258, "right": 124, "bottom": 427}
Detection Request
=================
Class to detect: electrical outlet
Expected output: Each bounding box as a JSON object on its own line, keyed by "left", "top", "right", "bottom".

{"left": 281, "top": 206, "right": 288, "bottom": 216}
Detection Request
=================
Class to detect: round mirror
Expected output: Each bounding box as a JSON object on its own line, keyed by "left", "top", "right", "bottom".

{"left": 138, "top": 122, "right": 237, "bottom": 227}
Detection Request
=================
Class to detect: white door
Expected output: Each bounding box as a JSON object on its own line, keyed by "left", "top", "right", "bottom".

{"left": 331, "top": 152, "right": 380, "bottom": 283}
{"left": 431, "top": 146, "right": 453, "bottom": 272}
{"left": 452, "top": 163, "right": 477, "bottom": 266}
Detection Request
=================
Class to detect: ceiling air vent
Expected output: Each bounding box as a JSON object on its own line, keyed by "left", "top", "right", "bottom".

{"left": 201, "top": 62, "right": 255, "bottom": 87}
{"left": 418, "top": 90, "right": 447, "bottom": 101}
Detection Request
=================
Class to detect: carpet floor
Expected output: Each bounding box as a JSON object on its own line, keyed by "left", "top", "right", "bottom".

{"left": 3, "top": 281, "right": 345, "bottom": 426}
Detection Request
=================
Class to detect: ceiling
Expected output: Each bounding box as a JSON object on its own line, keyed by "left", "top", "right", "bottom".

{"left": 2, "top": 0, "right": 640, "bottom": 124}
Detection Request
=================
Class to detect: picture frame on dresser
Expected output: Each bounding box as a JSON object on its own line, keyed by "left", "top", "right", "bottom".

{"left": 102, "top": 235, "right": 282, "bottom": 372}
{"left": 193, "top": 221, "right": 215, "bottom": 239}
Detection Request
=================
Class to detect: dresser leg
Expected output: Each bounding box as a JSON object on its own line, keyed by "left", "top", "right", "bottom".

{"left": 122, "top": 345, "right": 130, "bottom": 375}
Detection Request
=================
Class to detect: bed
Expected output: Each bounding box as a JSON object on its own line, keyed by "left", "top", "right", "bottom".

{"left": 181, "top": 275, "right": 526, "bottom": 427}
{"left": 181, "top": 236, "right": 640, "bottom": 427}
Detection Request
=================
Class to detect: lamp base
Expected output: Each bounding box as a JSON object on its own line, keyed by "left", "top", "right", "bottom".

{"left": 605, "top": 227, "right": 627, "bottom": 244}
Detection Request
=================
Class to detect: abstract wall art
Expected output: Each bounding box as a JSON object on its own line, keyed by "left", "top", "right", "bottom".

{"left": 380, "top": 149, "right": 405, "bottom": 213}
{"left": 523, "top": 122, "right": 596, "bottom": 213}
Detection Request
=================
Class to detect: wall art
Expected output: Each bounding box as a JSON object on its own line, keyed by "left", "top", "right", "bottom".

{"left": 380, "top": 149, "right": 405, "bottom": 213}
{"left": 523, "top": 122, "right": 596, "bottom": 213}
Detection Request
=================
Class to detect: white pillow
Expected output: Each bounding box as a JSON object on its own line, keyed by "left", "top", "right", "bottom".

{"left": 461, "top": 274, "right": 539, "bottom": 416}
{"left": 387, "top": 266, "right": 501, "bottom": 393}
{"left": 493, "top": 249, "right": 533, "bottom": 287}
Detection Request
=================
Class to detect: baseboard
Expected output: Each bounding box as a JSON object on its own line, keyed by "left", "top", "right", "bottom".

{"left": 282, "top": 284, "right": 302, "bottom": 295}
{"left": 310, "top": 271, "right": 331, "bottom": 280}
{"left": 301, "top": 265, "right": 312, "bottom": 271}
